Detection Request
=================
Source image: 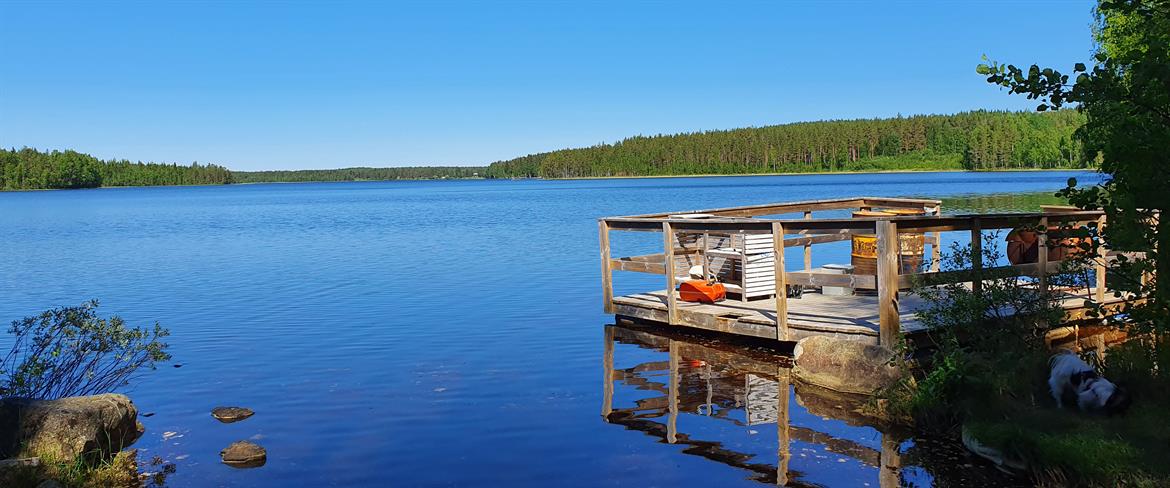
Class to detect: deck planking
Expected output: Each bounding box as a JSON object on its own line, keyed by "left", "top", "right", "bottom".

{"left": 612, "top": 287, "right": 1124, "bottom": 345}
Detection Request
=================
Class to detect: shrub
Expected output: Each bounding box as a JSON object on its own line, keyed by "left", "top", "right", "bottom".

{"left": 0, "top": 300, "right": 171, "bottom": 400}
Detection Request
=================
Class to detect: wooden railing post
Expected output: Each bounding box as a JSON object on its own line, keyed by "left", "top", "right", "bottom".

{"left": 599, "top": 220, "right": 615, "bottom": 314}
{"left": 663, "top": 221, "right": 678, "bottom": 324}
{"left": 1038, "top": 216, "right": 1049, "bottom": 296}
{"left": 1096, "top": 214, "right": 1107, "bottom": 303}
{"left": 970, "top": 217, "right": 983, "bottom": 295}
{"left": 876, "top": 220, "right": 900, "bottom": 348}
{"left": 772, "top": 222, "right": 789, "bottom": 341}
{"left": 803, "top": 211, "right": 813, "bottom": 271}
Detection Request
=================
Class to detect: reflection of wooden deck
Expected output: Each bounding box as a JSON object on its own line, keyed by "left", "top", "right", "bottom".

{"left": 603, "top": 325, "right": 901, "bottom": 487}
{"left": 613, "top": 287, "right": 1125, "bottom": 345}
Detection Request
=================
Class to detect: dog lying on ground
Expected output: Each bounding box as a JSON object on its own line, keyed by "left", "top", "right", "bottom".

{"left": 1048, "top": 350, "right": 1131, "bottom": 415}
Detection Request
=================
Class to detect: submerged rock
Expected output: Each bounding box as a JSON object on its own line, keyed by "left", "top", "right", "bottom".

{"left": 792, "top": 336, "right": 901, "bottom": 395}
{"left": 211, "top": 406, "right": 254, "bottom": 423}
{"left": 0, "top": 393, "right": 143, "bottom": 462}
{"left": 220, "top": 441, "right": 266, "bottom": 468}
{"left": 961, "top": 425, "right": 1028, "bottom": 473}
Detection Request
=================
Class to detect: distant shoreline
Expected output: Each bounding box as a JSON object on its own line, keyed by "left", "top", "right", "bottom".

{"left": 543, "top": 167, "right": 1093, "bottom": 181}
{"left": 0, "top": 167, "right": 1096, "bottom": 192}
{"left": 230, "top": 167, "right": 1093, "bottom": 185}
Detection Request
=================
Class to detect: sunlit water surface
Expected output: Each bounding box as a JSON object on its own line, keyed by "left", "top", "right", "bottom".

{"left": 0, "top": 171, "right": 1097, "bottom": 486}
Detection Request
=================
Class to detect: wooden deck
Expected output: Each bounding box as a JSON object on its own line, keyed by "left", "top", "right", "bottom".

{"left": 615, "top": 290, "right": 920, "bottom": 341}
{"left": 613, "top": 287, "right": 1123, "bottom": 345}
{"left": 600, "top": 197, "right": 1134, "bottom": 346}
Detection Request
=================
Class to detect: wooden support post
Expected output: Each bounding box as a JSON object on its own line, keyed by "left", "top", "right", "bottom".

{"left": 803, "top": 211, "right": 813, "bottom": 271}
{"left": 663, "top": 222, "right": 678, "bottom": 324}
{"left": 772, "top": 222, "right": 789, "bottom": 341}
{"left": 602, "top": 326, "right": 614, "bottom": 421}
{"left": 876, "top": 220, "right": 900, "bottom": 348}
{"left": 929, "top": 205, "right": 942, "bottom": 272}
{"left": 1038, "top": 216, "right": 1049, "bottom": 296}
{"left": 970, "top": 217, "right": 983, "bottom": 295}
{"left": 1096, "top": 215, "right": 1107, "bottom": 304}
{"left": 599, "top": 220, "right": 615, "bottom": 314}
{"left": 776, "top": 366, "right": 790, "bottom": 487}
{"left": 667, "top": 339, "right": 679, "bottom": 444}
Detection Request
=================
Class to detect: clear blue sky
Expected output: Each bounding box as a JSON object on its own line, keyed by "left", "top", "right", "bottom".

{"left": 0, "top": 1, "right": 1097, "bottom": 171}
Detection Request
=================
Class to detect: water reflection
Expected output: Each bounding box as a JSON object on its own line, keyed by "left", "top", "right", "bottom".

{"left": 940, "top": 190, "right": 1069, "bottom": 214}
{"left": 601, "top": 324, "right": 1021, "bottom": 487}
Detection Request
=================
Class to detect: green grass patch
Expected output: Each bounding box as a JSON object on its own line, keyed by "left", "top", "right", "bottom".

{"left": 0, "top": 449, "right": 144, "bottom": 488}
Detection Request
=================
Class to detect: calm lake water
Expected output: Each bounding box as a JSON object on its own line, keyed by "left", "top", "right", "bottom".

{"left": 0, "top": 171, "right": 1097, "bottom": 487}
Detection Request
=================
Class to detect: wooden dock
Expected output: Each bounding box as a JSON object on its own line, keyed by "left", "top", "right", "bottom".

{"left": 599, "top": 197, "right": 1123, "bottom": 346}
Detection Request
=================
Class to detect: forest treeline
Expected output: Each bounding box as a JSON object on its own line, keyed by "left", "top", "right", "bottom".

{"left": 484, "top": 110, "right": 1091, "bottom": 178}
{"left": 0, "top": 148, "right": 486, "bottom": 190}
{"left": 3, "top": 109, "right": 1092, "bottom": 190}
{"left": 0, "top": 147, "right": 234, "bottom": 190}
{"left": 232, "top": 166, "right": 486, "bottom": 183}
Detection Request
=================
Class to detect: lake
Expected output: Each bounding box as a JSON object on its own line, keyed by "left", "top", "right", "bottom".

{"left": 0, "top": 171, "right": 1097, "bottom": 487}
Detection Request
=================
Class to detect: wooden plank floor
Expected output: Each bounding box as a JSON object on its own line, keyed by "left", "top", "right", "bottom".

{"left": 612, "top": 286, "right": 1123, "bottom": 344}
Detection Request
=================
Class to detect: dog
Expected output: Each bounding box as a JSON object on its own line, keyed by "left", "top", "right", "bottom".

{"left": 1048, "top": 350, "right": 1131, "bottom": 415}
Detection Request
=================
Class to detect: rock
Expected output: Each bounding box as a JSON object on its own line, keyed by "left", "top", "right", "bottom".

{"left": 960, "top": 425, "right": 1028, "bottom": 473}
{"left": 0, "top": 394, "right": 143, "bottom": 462}
{"left": 0, "top": 457, "right": 41, "bottom": 482}
{"left": 792, "top": 336, "right": 902, "bottom": 395}
{"left": 211, "top": 406, "right": 254, "bottom": 423}
{"left": 220, "top": 441, "right": 266, "bottom": 468}
{"left": 0, "top": 457, "right": 41, "bottom": 469}
{"left": 36, "top": 480, "right": 64, "bottom": 488}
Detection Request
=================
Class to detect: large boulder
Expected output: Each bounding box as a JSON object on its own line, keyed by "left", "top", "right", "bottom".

{"left": 0, "top": 394, "right": 143, "bottom": 462}
{"left": 792, "top": 336, "right": 902, "bottom": 395}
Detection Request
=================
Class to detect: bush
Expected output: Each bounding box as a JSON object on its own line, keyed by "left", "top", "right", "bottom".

{"left": 879, "top": 237, "right": 1170, "bottom": 485}
{"left": 0, "top": 301, "right": 170, "bottom": 400}
{"left": 885, "top": 234, "right": 1070, "bottom": 426}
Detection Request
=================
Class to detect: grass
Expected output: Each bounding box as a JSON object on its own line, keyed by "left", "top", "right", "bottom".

{"left": 0, "top": 449, "right": 143, "bottom": 488}
{"left": 897, "top": 337, "right": 1170, "bottom": 487}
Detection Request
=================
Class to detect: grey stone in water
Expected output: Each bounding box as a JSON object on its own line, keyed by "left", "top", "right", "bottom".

{"left": 0, "top": 394, "right": 143, "bottom": 462}
{"left": 961, "top": 425, "right": 1028, "bottom": 473}
{"left": 0, "top": 457, "right": 41, "bottom": 478}
{"left": 211, "top": 406, "right": 254, "bottom": 423}
{"left": 0, "top": 457, "right": 40, "bottom": 469}
{"left": 220, "top": 440, "right": 266, "bottom": 468}
{"left": 792, "top": 336, "right": 901, "bottom": 395}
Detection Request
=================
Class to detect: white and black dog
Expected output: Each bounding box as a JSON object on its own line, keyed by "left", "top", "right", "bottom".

{"left": 1048, "top": 350, "right": 1131, "bottom": 415}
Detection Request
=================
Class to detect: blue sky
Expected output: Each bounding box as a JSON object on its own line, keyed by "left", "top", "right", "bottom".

{"left": 0, "top": 1, "right": 1097, "bottom": 171}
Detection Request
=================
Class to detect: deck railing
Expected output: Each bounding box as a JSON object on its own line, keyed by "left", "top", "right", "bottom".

{"left": 599, "top": 197, "right": 1109, "bottom": 347}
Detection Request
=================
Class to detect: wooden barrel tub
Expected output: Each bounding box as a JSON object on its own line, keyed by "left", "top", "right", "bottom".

{"left": 851, "top": 208, "right": 927, "bottom": 276}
